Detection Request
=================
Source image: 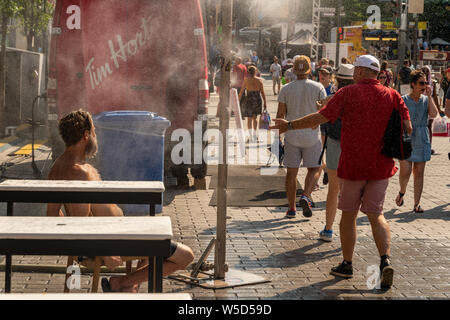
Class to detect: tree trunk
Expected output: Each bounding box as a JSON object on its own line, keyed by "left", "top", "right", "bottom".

{"left": 0, "top": 11, "right": 9, "bottom": 138}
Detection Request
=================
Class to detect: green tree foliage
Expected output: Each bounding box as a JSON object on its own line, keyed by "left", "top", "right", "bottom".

{"left": 0, "top": 0, "right": 20, "bottom": 135}
{"left": 16, "top": 0, "right": 54, "bottom": 51}
{"left": 420, "top": 0, "right": 450, "bottom": 42}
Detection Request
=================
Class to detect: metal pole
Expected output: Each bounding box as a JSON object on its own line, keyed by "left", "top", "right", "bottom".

{"left": 335, "top": 0, "right": 342, "bottom": 68}
{"left": 397, "top": 0, "right": 408, "bottom": 90}
{"left": 412, "top": 13, "right": 419, "bottom": 67}
{"left": 214, "top": 0, "right": 232, "bottom": 280}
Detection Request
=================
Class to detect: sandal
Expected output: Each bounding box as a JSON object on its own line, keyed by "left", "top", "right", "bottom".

{"left": 413, "top": 204, "right": 424, "bottom": 213}
{"left": 395, "top": 192, "right": 405, "bottom": 207}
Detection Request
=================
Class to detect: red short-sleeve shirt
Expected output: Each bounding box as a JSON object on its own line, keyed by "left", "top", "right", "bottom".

{"left": 319, "top": 79, "right": 411, "bottom": 180}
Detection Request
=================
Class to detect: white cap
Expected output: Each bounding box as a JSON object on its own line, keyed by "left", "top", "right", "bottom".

{"left": 354, "top": 55, "right": 380, "bottom": 72}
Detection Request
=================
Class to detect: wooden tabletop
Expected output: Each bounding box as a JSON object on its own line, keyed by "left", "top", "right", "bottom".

{"left": 0, "top": 216, "right": 172, "bottom": 240}
{"left": 0, "top": 180, "right": 165, "bottom": 193}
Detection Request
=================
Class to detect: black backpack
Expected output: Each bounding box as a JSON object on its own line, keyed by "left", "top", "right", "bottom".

{"left": 381, "top": 106, "right": 412, "bottom": 160}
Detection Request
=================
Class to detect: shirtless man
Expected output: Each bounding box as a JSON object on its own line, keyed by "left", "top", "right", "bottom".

{"left": 47, "top": 110, "right": 194, "bottom": 292}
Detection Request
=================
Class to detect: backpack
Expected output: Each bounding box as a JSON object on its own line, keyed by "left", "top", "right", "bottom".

{"left": 381, "top": 91, "right": 412, "bottom": 160}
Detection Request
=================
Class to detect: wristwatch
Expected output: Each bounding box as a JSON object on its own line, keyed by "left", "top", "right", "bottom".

{"left": 287, "top": 121, "right": 294, "bottom": 130}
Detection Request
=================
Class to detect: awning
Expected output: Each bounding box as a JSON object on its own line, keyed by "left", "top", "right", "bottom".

{"left": 430, "top": 38, "right": 450, "bottom": 46}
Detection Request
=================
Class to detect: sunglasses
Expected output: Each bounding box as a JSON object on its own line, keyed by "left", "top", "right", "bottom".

{"left": 378, "top": 76, "right": 387, "bottom": 79}
{"left": 418, "top": 81, "right": 428, "bottom": 85}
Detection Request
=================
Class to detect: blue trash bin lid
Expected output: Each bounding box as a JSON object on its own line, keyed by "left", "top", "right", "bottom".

{"left": 93, "top": 110, "right": 171, "bottom": 135}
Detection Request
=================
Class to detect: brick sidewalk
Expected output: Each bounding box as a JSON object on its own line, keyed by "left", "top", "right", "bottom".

{"left": 0, "top": 75, "right": 449, "bottom": 299}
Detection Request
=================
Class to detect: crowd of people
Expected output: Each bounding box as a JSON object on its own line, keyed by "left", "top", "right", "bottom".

{"left": 269, "top": 53, "right": 449, "bottom": 289}
{"left": 49, "top": 50, "right": 449, "bottom": 293}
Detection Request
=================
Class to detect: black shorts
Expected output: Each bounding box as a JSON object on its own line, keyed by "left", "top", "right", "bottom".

{"left": 78, "top": 241, "right": 178, "bottom": 262}
{"left": 166, "top": 241, "right": 178, "bottom": 259}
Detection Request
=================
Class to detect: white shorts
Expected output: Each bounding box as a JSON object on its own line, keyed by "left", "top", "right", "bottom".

{"left": 283, "top": 140, "right": 322, "bottom": 169}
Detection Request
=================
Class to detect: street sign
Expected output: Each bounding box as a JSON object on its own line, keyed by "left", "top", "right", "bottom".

{"left": 319, "top": 7, "right": 335, "bottom": 13}
{"left": 323, "top": 12, "right": 346, "bottom": 17}
{"left": 319, "top": 7, "right": 345, "bottom": 17}
{"left": 419, "top": 50, "right": 449, "bottom": 61}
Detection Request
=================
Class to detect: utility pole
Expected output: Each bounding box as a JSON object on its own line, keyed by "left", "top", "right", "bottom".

{"left": 215, "top": 0, "right": 232, "bottom": 280}
{"left": 311, "top": 0, "right": 321, "bottom": 63}
{"left": 396, "top": 0, "right": 408, "bottom": 91}
{"left": 335, "top": 0, "right": 342, "bottom": 67}
{"left": 412, "top": 13, "right": 419, "bottom": 67}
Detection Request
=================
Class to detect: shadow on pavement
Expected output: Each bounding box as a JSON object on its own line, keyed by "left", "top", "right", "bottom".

{"left": 199, "top": 217, "right": 310, "bottom": 235}
{"left": 245, "top": 241, "right": 341, "bottom": 269}
{"left": 272, "top": 277, "right": 389, "bottom": 300}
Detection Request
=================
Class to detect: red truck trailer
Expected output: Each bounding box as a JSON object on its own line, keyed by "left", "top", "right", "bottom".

{"left": 47, "top": 0, "right": 209, "bottom": 186}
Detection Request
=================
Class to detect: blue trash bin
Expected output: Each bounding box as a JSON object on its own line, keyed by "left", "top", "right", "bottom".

{"left": 93, "top": 111, "right": 171, "bottom": 214}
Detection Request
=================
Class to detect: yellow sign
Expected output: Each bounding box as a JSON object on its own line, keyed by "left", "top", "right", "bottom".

{"left": 353, "top": 21, "right": 427, "bottom": 30}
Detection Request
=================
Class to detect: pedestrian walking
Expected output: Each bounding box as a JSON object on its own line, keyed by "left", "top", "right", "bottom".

{"left": 317, "top": 65, "right": 335, "bottom": 188}
{"left": 232, "top": 56, "right": 248, "bottom": 107}
{"left": 276, "top": 55, "right": 327, "bottom": 218}
{"left": 239, "top": 66, "right": 267, "bottom": 142}
{"left": 270, "top": 55, "right": 412, "bottom": 289}
{"left": 421, "top": 66, "right": 441, "bottom": 155}
{"left": 398, "top": 59, "right": 412, "bottom": 95}
{"left": 380, "top": 61, "right": 393, "bottom": 88}
{"left": 378, "top": 70, "right": 388, "bottom": 87}
{"left": 316, "top": 64, "right": 354, "bottom": 242}
{"left": 284, "top": 55, "right": 300, "bottom": 84}
{"left": 270, "top": 56, "right": 282, "bottom": 95}
{"left": 396, "top": 70, "right": 439, "bottom": 213}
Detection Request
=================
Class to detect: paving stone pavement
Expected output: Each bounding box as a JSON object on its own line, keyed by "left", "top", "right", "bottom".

{"left": 0, "top": 74, "right": 449, "bottom": 299}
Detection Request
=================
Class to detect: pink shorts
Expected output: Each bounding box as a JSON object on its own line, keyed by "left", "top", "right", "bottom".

{"left": 338, "top": 179, "right": 389, "bottom": 214}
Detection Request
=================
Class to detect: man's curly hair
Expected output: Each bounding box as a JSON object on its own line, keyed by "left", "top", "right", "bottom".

{"left": 58, "top": 110, "right": 93, "bottom": 147}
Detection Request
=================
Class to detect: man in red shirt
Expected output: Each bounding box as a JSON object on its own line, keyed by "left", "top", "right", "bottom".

{"left": 232, "top": 56, "right": 248, "bottom": 106}
{"left": 270, "top": 55, "right": 412, "bottom": 289}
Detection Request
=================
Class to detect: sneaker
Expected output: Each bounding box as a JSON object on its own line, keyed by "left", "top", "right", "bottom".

{"left": 380, "top": 257, "right": 394, "bottom": 289}
{"left": 330, "top": 261, "right": 353, "bottom": 278}
{"left": 323, "top": 172, "right": 329, "bottom": 185}
{"left": 299, "top": 195, "right": 313, "bottom": 217}
{"left": 319, "top": 228, "right": 333, "bottom": 242}
{"left": 285, "top": 209, "right": 296, "bottom": 219}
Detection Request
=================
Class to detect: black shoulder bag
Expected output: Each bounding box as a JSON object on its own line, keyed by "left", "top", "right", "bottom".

{"left": 381, "top": 91, "right": 412, "bottom": 160}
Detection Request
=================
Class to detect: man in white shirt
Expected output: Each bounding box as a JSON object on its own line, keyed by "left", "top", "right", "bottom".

{"left": 277, "top": 55, "right": 327, "bottom": 219}
{"left": 270, "top": 56, "right": 282, "bottom": 95}
{"left": 284, "top": 55, "right": 300, "bottom": 84}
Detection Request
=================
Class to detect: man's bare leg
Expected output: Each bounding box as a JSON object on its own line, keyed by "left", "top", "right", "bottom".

{"left": 108, "top": 243, "right": 194, "bottom": 292}
{"left": 303, "top": 167, "right": 321, "bottom": 199}
{"left": 339, "top": 211, "right": 359, "bottom": 262}
{"left": 367, "top": 213, "right": 391, "bottom": 257}
{"left": 286, "top": 168, "right": 299, "bottom": 210}
{"left": 325, "top": 169, "right": 339, "bottom": 231}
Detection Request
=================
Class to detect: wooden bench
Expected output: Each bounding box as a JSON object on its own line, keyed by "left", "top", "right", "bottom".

{"left": 0, "top": 179, "right": 167, "bottom": 293}
{"left": 0, "top": 179, "right": 164, "bottom": 217}
{"left": 0, "top": 216, "right": 172, "bottom": 293}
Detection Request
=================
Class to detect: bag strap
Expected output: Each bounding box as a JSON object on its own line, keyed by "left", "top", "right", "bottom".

{"left": 318, "top": 132, "right": 328, "bottom": 165}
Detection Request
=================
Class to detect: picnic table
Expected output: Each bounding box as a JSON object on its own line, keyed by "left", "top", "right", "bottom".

{"left": 0, "top": 179, "right": 168, "bottom": 293}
